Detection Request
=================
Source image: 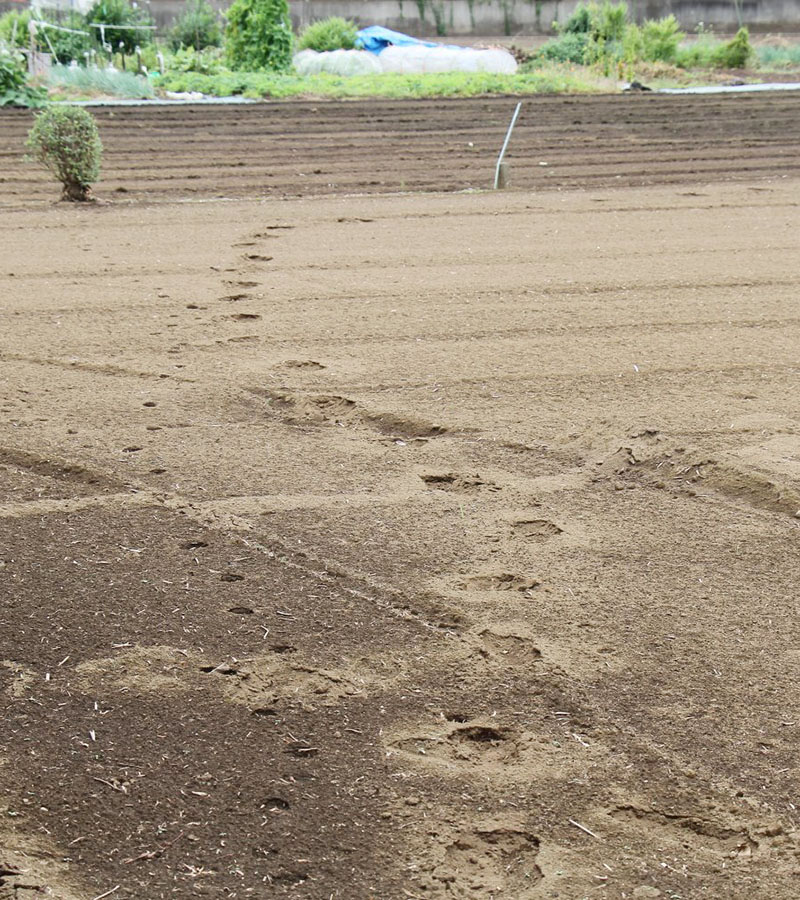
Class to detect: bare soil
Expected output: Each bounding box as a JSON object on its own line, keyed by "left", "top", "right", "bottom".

{"left": 2, "top": 96, "right": 800, "bottom": 900}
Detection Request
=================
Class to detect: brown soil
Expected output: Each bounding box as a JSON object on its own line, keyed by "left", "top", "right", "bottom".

{"left": 2, "top": 93, "right": 800, "bottom": 205}
{"left": 2, "top": 97, "right": 800, "bottom": 899}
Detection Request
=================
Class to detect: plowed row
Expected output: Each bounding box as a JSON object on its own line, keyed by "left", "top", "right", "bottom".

{"left": 2, "top": 91, "right": 800, "bottom": 205}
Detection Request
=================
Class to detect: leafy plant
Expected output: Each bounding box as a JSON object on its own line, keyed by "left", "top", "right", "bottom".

{"left": 166, "top": 45, "right": 226, "bottom": 74}
{"left": 296, "top": 17, "right": 357, "bottom": 52}
{"left": 641, "top": 14, "right": 682, "bottom": 62}
{"left": 86, "top": 0, "right": 153, "bottom": 54}
{"left": 712, "top": 26, "right": 752, "bottom": 68}
{"left": 0, "top": 48, "right": 48, "bottom": 107}
{"left": 225, "top": 0, "right": 292, "bottom": 71}
{"left": 26, "top": 105, "right": 103, "bottom": 200}
{"left": 170, "top": 0, "right": 222, "bottom": 51}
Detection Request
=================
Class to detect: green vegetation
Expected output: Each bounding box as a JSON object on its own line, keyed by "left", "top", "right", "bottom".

{"left": 47, "top": 63, "right": 153, "bottom": 98}
{"left": 170, "top": 0, "right": 222, "bottom": 51}
{"left": 533, "top": 2, "right": 684, "bottom": 69}
{"left": 296, "top": 17, "right": 357, "bottom": 52}
{"left": 157, "top": 64, "right": 607, "bottom": 99}
{"left": 756, "top": 41, "right": 800, "bottom": 69}
{"left": 0, "top": 47, "right": 48, "bottom": 106}
{"left": 225, "top": 0, "right": 293, "bottom": 71}
{"left": 85, "top": 0, "right": 154, "bottom": 54}
{"left": 26, "top": 106, "right": 102, "bottom": 200}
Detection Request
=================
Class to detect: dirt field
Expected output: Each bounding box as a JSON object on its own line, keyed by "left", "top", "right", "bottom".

{"left": 3, "top": 93, "right": 800, "bottom": 205}
{"left": 2, "top": 95, "right": 800, "bottom": 900}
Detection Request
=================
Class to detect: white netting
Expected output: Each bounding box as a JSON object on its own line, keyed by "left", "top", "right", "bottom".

{"left": 377, "top": 45, "right": 517, "bottom": 75}
{"left": 293, "top": 49, "right": 382, "bottom": 77}
{"left": 293, "top": 46, "right": 518, "bottom": 78}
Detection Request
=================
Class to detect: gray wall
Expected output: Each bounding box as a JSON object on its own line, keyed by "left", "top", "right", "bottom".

{"left": 4, "top": 0, "right": 799, "bottom": 33}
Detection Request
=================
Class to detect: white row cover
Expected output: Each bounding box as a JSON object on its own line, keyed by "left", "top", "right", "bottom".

{"left": 293, "top": 46, "right": 517, "bottom": 77}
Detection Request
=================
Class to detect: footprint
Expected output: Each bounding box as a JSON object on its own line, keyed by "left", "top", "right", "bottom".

{"left": 433, "top": 823, "right": 542, "bottom": 894}
{"left": 421, "top": 473, "right": 498, "bottom": 493}
{"left": 479, "top": 629, "right": 543, "bottom": 664}
{"left": 229, "top": 313, "right": 261, "bottom": 321}
{"left": 280, "top": 360, "right": 326, "bottom": 370}
{"left": 511, "top": 519, "right": 562, "bottom": 541}
{"left": 458, "top": 573, "right": 541, "bottom": 594}
{"left": 389, "top": 721, "right": 519, "bottom": 765}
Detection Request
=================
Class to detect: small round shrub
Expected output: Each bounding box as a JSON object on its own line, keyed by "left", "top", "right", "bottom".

{"left": 297, "top": 17, "right": 357, "bottom": 52}
{"left": 170, "top": 0, "right": 222, "bottom": 51}
{"left": 27, "top": 106, "right": 103, "bottom": 201}
{"left": 85, "top": 0, "right": 153, "bottom": 54}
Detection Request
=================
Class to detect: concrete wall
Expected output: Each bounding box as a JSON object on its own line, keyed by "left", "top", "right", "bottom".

{"left": 3, "top": 0, "right": 799, "bottom": 33}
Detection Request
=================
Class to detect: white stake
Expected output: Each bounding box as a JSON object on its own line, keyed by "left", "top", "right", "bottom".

{"left": 494, "top": 101, "right": 522, "bottom": 190}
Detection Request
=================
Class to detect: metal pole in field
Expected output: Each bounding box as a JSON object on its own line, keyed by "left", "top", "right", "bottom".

{"left": 494, "top": 101, "right": 522, "bottom": 190}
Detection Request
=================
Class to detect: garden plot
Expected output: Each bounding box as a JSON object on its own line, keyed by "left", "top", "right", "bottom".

{"left": 2, "top": 99, "right": 800, "bottom": 900}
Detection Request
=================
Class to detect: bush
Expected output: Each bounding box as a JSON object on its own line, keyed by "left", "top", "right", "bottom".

{"left": 170, "top": 0, "right": 222, "bottom": 51}
{"left": 296, "top": 17, "right": 357, "bottom": 52}
{"left": 85, "top": 0, "right": 153, "bottom": 54}
{"left": 26, "top": 106, "right": 103, "bottom": 200}
{"left": 225, "top": 0, "right": 292, "bottom": 70}
{"left": 641, "top": 14, "right": 683, "bottom": 62}
{"left": 0, "top": 48, "right": 48, "bottom": 107}
{"left": 535, "top": 32, "right": 589, "bottom": 64}
{"left": 712, "top": 27, "right": 752, "bottom": 68}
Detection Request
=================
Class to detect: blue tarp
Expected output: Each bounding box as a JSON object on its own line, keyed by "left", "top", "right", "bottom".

{"left": 356, "top": 26, "right": 450, "bottom": 54}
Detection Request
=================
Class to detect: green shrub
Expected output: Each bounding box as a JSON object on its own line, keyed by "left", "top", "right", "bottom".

{"left": 712, "top": 26, "right": 752, "bottom": 68}
{"left": 1, "top": 47, "right": 48, "bottom": 107}
{"left": 86, "top": 0, "right": 153, "bottom": 54}
{"left": 225, "top": 0, "right": 292, "bottom": 70}
{"left": 27, "top": 106, "right": 102, "bottom": 200}
{"left": 535, "top": 32, "right": 589, "bottom": 64}
{"left": 641, "top": 14, "right": 683, "bottom": 62}
{"left": 297, "top": 17, "right": 357, "bottom": 52}
{"left": 170, "top": 0, "right": 222, "bottom": 51}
